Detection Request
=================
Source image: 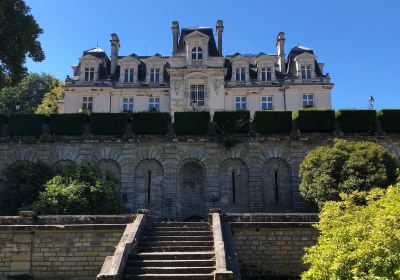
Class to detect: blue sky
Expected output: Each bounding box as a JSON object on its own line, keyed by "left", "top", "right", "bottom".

{"left": 24, "top": 0, "right": 399, "bottom": 109}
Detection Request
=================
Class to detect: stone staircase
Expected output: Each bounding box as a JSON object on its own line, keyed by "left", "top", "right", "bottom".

{"left": 123, "top": 221, "right": 216, "bottom": 280}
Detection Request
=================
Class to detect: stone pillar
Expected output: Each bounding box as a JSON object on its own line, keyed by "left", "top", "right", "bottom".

{"left": 171, "top": 21, "right": 179, "bottom": 55}
{"left": 216, "top": 20, "right": 224, "bottom": 56}
{"left": 110, "top": 33, "right": 120, "bottom": 78}
{"left": 276, "top": 32, "right": 285, "bottom": 73}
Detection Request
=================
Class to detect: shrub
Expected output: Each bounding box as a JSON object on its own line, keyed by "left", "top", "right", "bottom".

{"left": 33, "top": 161, "right": 121, "bottom": 215}
{"left": 336, "top": 109, "right": 376, "bottom": 133}
{"left": 213, "top": 111, "right": 250, "bottom": 134}
{"left": 299, "top": 139, "right": 398, "bottom": 206}
{"left": 0, "top": 114, "right": 7, "bottom": 129}
{"left": 8, "top": 114, "right": 46, "bottom": 136}
{"left": 253, "top": 111, "right": 292, "bottom": 134}
{"left": 293, "top": 109, "right": 335, "bottom": 132}
{"left": 131, "top": 112, "right": 171, "bottom": 134}
{"left": 49, "top": 114, "right": 87, "bottom": 135}
{"left": 0, "top": 161, "right": 54, "bottom": 215}
{"left": 378, "top": 109, "right": 400, "bottom": 133}
{"left": 174, "top": 112, "right": 210, "bottom": 135}
{"left": 90, "top": 113, "right": 128, "bottom": 135}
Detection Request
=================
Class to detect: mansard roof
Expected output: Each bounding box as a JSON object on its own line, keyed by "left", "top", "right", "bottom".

{"left": 285, "top": 45, "right": 324, "bottom": 77}
{"left": 83, "top": 47, "right": 109, "bottom": 60}
{"left": 177, "top": 27, "right": 220, "bottom": 56}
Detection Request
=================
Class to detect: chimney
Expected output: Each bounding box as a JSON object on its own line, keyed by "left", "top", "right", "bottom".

{"left": 110, "top": 33, "right": 120, "bottom": 78}
{"left": 216, "top": 20, "right": 224, "bottom": 56}
{"left": 171, "top": 21, "right": 179, "bottom": 55}
{"left": 276, "top": 32, "right": 286, "bottom": 73}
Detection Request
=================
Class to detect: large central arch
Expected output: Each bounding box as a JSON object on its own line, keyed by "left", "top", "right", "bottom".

{"left": 178, "top": 159, "right": 205, "bottom": 219}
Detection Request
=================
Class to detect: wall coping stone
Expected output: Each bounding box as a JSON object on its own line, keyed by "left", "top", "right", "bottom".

{"left": 225, "top": 213, "right": 319, "bottom": 223}
{"left": 0, "top": 215, "right": 135, "bottom": 225}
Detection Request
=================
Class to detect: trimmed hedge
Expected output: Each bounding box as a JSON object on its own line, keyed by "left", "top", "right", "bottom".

{"left": 90, "top": 113, "right": 129, "bottom": 135}
{"left": 174, "top": 112, "right": 210, "bottom": 135}
{"left": 0, "top": 114, "right": 7, "bottom": 129}
{"left": 378, "top": 109, "right": 400, "bottom": 133}
{"left": 336, "top": 110, "right": 376, "bottom": 133}
{"left": 213, "top": 111, "right": 250, "bottom": 134}
{"left": 49, "top": 114, "right": 87, "bottom": 135}
{"left": 293, "top": 109, "right": 335, "bottom": 132}
{"left": 8, "top": 114, "right": 46, "bottom": 136}
{"left": 131, "top": 112, "right": 171, "bottom": 134}
{"left": 253, "top": 111, "right": 292, "bottom": 133}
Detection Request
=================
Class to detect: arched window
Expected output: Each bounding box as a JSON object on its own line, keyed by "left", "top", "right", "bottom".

{"left": 192, "top": 47, "right": 203, "bottom": 60}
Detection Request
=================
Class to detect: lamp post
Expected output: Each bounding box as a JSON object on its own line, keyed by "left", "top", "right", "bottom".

{"left": 368, "top": 96, "right": 375, "bottom": 110}
{"left": 15, "top": 102, "right": 21, "bottom": 112}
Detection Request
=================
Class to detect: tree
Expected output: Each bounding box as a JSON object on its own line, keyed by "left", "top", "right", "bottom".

{"left": 0, "top": 73, "right": 60, "bottom": 114}
{"left": 33, "top": 161, "right": 121, "bottom": 214}
{"left": 0, "top": 0, "right": 44, "bottom": 87}
{"left": 302, "top": 184, "right": 400, "bottom": 279}
{"left": 35, "top": 85, "right": 64, "bottom": 114}
{"left": 0, "top": 161, "right": 54, "bottom": 215}
{"left": 299, "top": 139, "right": 398, "bottom": 206}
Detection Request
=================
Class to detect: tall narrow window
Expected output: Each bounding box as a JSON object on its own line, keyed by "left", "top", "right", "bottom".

{"left": 84, "top": 67, "right": 95, "bottom": 82}
{"left": 261, "top": 96, "right": 273, "bottom": 110}
{"left": 261, "top": 67, "right": 272, "bottom": 81}
{"left": 124, "top": 68, "right": 134, "bottom": 83}
{"left": 190, "top": 85, "right": 205, "bottom": 107}
{"left": 192, "top": 47, "right": 203, "bottom": 60}
{"left": 147, "top": 170, "right": 151, "bottom": 204}
{"left": 274, "top": 170, "right": 279, "bottom": 203}
{"left": 235, "top": 96, "right": 247, "bottom": 110}
{"left": 150, "top": 68, "right": 160, "bottom": 83}
{"left": 148, "top": 97, "right": 160, "bottom": 111}
{"left": 82, "top": 96, "right": 93, "bottom": 111}
{"left": 235, "top": 67, "right": 246, "bottom": 81}
{"left": 301, "top": 65, "right": 312, "bottom": 79}
{"left": 122, "top": 97, "right": 134, "bottom": 112}
{"left": 232, "top": 171, "right": 236, "bottom": 204}
{"left": 302, "top": 94, "right": 314, "bottom": 108}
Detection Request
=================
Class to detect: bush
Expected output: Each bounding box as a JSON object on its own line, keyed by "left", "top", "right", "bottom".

{"left": 336, "top": 109, "right": 376, "bottom": 133}
{"left": 293, "top": 109, "right": 335, "bottom": 132}
{"left": 302, "top": 184, "right": 400, "bottom": 279}
{"left": 0, "top": 114, "right": 7, "bottom": 129}
{"left": 378, "top": 109, "right": 400, "bottom": 133}
{"left": 174, "top": 112, "right": 210, "bottom": 135}
{"left": 213, "top": 111, "right": 250, "bottom": 134}
{"left": 49, "top": 114, "right": 87, "bottom": 135}
{"left": 90, "top": 113, "right": 128, "bottom": 135}
{"left": 131, "top": 112, "right": 171, "bottom": 134}
{"left": 253, "top": 111, "right": 292, "bottom": 134}
{"left": 299, "top": 139, "right": 398, "bottom": 206}
{"left": 33, "top": 161, "right": 121, "bottom": 215}
{"left": 0, "top": 161, "right": 54, "bottom": 215}
{"left": 8, "top": 114, "right": 46, "bottom": 136}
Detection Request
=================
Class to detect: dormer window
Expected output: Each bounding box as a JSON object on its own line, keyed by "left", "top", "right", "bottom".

{"left": 261, "top": 67, "right": 272, "bottom": 81}
{"left": 236, "top": 67, "right": 246, "bottom": 81}
{"left": 191, "top": 47, "right": 203, "bottom": 60}
{"left": 84, "top": 67, "right": 94, "bottom": 82}
{"left": 124, "top": 68, "right": 134, "bottom": 83}
{"left": 150, "top": 68, "right": 160, "bottom": 83}
{"left": 301, "top": 65, "right": 312, "bottom": 79}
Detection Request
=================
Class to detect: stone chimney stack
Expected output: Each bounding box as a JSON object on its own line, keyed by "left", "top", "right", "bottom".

{"left": 276, "top": 32, "right": 286, "bottom": 73}
{"left": 110, "top": 33, "right": 120, "bottom": 78}
{"left": 216, "top": 20, "right": 224, "bottom": 56}
{"left": 171, "top": 21, "right": 180, "bottom": 55}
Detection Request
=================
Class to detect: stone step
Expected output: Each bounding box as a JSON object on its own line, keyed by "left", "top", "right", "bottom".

{"left": 131, "top": 252, "right": 215, "bottom": 260}
{"left": 145, "top": 231, "right": 212, "bottom": 237}
{"left": 127, "top": 259, "right": 215, "bottom": 268}
{"left": 124, "top": 274, "right": 214, "bottom": 280}
{"left": 139, "top": 246, "right": 214, "bottom": 253}
{"left": 141, "top": 236, "right": 213, "bottom": 242}
{"left": 151, "top": 222, "right": 210, "bottom": 228}
{"left": 125, "top": 266, "right": 215, "bottom": 274}
{"left": 141, "top": 241, "right": 214, "bottom": 247}
{"left": 147, "top": 226, "right": 211, "bottom": 232}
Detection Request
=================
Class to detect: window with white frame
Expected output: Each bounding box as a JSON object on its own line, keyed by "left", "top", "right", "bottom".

{"left": 124, "top": 68, "right": 134, "bottom": 83}
{"left": 302, "top": 94, "right": 314, "bottom": 108}
{"left": 84, "top": 67, "right": 95, "bottom": 82}
{"left": 148, "top": 97, "right": 160, "bottom": 111}
{"left": 82, "top": 96, "right": 93, "bottom": 111}
{"left": 235, "top": 96, "right": 247, "bottom": 110}
{"left": 301, "top": 65, "right": 312, "bottom": 79}
{"left": 190, "top": 85, "right": 205, "bottom": 107}
{"left": 191, "top": 47, "right": 203, "bottom": 60}
{"left": 150, "top": 68, "right": 160, "bottom": 83}
{"left": 235, "top": 67, "right": 246, "bottom": 81}
{"left": 122, "top": 97, "right": 134, "bottom": 112}
{"left": 261, "top": 96, "right": 273, "bottom": 110}
{"left": 261, "top": 67, "right": 272, "bottom": 81}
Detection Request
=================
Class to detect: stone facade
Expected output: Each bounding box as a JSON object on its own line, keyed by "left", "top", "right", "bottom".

{"left": 0, "top": 136, "right": 399, "bottom": 219}
{"left": 63, "top": 20, "right": 333, "bottom": 116}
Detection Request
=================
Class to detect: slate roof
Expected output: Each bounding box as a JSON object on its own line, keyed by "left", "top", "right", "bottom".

{"left": 285, "top": 45, "right": 323, "bottom": 78}
{"left": 177, "top": 27, "right": 220, "bottom": 56}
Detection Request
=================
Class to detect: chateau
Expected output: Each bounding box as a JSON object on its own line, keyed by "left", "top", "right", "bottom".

{"left": 63, "top": 20, "right": 333, "bottom": 115}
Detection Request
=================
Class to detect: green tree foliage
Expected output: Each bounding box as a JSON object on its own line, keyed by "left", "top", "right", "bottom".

{"left": 299, "top": 139, "right": 398, "bottom": 206}
{"left": 302, "top": 184, "right": 400, "bottom": 279}
{"left": 33, "top": 161, "right": 121, "bottom": 214}
{"left": 35, "top": 85, "right": 64, "bottom": 114}
{"left": 0, "top": 161, "right": 54, "bottom": 215}
{"left": 0, "top": 73, "right": 60, "bottom": 114}
{"left": 0, "top": 0, "right": 44, "bottom": 87}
